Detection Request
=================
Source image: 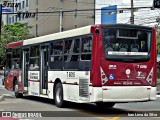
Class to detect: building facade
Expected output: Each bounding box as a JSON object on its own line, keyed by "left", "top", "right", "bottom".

{"left": 3, "top": 0, "right": 160, "bottom": 37}
{"left": 6, "top": 0, "right": 94, "bottom": 37}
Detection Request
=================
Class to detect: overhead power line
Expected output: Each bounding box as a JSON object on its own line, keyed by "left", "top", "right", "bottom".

{"left": 2, "top": 7, "right": 154, "bottom": 15}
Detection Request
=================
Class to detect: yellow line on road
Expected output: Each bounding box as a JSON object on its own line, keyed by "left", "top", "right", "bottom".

{"left": 78, "top": 110, "right": 124, "bottom": 120}
{"left": 109, "top": 114, "right": 125, "bottom": 120}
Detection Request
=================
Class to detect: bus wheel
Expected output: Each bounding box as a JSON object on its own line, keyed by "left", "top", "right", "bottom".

{"left": 54, "top": 83, "right": 65, "bottom": 107}
{"left": 14, "top": 80, "right": 23, "bottom": 98}
{"left": 96, "top": 102, "right": 115, "bottom": 109}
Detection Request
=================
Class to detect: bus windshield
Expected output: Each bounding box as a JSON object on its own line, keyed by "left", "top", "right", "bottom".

{"left": 102, "top": 27, "right": 152, "bottom": 62}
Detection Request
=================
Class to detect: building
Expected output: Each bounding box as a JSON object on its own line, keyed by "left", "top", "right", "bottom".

{"left": 5, "top": 0, "right": 94, "bottom": 37}
{"left": 3, "top": 0, "right": 160, "bottom": 37}
{"left": 95, "top": 0, "right": 159, "bottom": 27}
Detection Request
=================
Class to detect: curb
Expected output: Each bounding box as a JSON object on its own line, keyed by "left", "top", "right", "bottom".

{"left": 157, "top": 95, "right": 160, "bottom": 98}
{"left": 0, "top": 94, "right": 15, "bottom": 102}
{"left": 156, "top": 91, "right": 160, "bottom": 98}
{"left": 3, "top": 94, "right": 15, "bottom": 98}
{"left": 0, "top": 94, "right": 5, "bottom": 101}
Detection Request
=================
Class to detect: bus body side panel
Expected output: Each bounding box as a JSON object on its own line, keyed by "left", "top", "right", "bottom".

{"left": 47, "top": 71, "right": 91, "bottom": 103}
{"left": 27, "top": 71, "right": 40, "bottom": 96}
{"left": 148, "top": 28, "right": 157, "bottom": 100}
{"left": 90, "top": 25, "right": 102, "bottom": 87}
{"left": 151, "top": 28, "right": 157, "bottom": 87}
{"left": 4, "top": 70, "right": 21, "bottom": 91}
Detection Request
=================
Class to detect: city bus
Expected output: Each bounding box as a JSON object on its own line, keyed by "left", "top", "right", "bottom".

{"left": 4, "top": 24, "right": 157, "bottom": 108}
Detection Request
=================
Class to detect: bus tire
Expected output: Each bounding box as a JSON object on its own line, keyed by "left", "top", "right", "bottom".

{"left": 54, "top": 83, "right": 65, "bottom": 108}
{"left": 96, "top": 102, "right": 115, "bottom": 109}
{"left": 14, "top": 80, "right": 23, "bottom": 98}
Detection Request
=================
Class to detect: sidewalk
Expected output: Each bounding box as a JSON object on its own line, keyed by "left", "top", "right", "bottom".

{"left": 0, "top": 85, "right": 15, "bottom": 102}
{"left": 0, "top": 94, "right": 4, "bottom": 102}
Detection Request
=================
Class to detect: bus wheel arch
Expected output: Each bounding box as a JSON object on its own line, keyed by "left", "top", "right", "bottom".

{"left": 53, "top": 79, "right": 65, "bottom": 107}
{"left": 13, "top": 77, "right": 23, "bottom": 98}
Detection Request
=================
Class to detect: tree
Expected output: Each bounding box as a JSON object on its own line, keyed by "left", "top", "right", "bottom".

{"left": 155, "top": 17, "right": 160, "bottom": 53}
{"left": 0, "top": 22, "right": 32, "bottom": 68}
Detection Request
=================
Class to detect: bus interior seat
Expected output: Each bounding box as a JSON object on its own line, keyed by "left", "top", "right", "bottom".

{"left": 119, "top": 43, "right": 128, "bottom": 52}
{"left": 105, "top": 43, "right": 114, "bottom": 53}
{"left": 131, "top": 43, "right": 139, "bottom": 52}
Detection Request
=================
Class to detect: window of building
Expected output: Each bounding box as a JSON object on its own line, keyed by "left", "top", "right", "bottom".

{"left": 29, "top": 46, "right": 40, "bottom": 70}
{"left": 22, "top": 1, "right": 25, "bottom": 9}
{"left": 22, "top": 16, "right": 24, "bottom": 20}
{"left": 8, "top": 18, "right": 11, "bottom": 24}
{"left": 12, "top": 16, "right": 14, "bottom": 23}
{"left": 15, "top": 15, "right": 17, "bottom": 22}
{"left": 26, "top": 0, "right": 28, "bottom": 7}
{"left": 36, "top": 0, "right": 38, "bottom": 5}
{"left": 36, "top": 24, "right": 38, "bottom": 37}
{"left": 19, "top": 3, "right": 21, "bottom": 10}
{"left": 12, "top": 6, "right": 14, "bottom": 13}
{"left": 36, "top": 8, "right": 38, "bottom": 20}
{"left": 15, "top": 6, "right": 18, "bottom": 12}
{"left": 19, "top": 17, "right": 21, "bottom": 21}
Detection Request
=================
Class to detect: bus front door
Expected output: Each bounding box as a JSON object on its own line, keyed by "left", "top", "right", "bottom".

{"left": 22, "top": 48, "right": 29, "bottom": 93}
{"left": 40, "top": 46, "right": 48, "bottom": 95}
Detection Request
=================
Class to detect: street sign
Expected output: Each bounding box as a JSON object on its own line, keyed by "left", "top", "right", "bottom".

{"left": 154, "top": 0, "right": 160, "bottom": 8}
{"left": 2, "top": 8, "right": 11, "bottom": 12}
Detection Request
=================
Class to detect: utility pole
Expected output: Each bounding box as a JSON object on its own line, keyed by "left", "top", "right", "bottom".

{"left": 59, "top": 8, "right": 63, "bottom": 32}
{"left": 131, "top": 0, "right": 134, "bottom": 24}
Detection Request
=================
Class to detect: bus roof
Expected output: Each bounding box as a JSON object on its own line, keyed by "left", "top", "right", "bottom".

{"left": 23, "top": 25, "right": 92, "bottom": 46}
{"left": 7, "top": 41, "right": 23, "bottom": 48}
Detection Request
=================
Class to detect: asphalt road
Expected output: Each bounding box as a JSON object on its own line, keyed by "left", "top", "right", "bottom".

{"left": 0, "top": 85, "right": 160, "bottom": 120}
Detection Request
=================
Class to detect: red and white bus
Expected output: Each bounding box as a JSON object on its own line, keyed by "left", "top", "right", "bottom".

{"left": 4, "top": 24, "right": 157, "bottom": 108}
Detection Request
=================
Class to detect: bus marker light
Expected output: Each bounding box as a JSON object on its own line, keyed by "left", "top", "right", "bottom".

{"left": 147, "top": 88, "right": 151, "bottom": 90}
{"left": 74, "top": 82, "right": 78, "bottom": 85}
{"left": 49, "top": 80, "right": 52, "bottom": 83}
{"left": 100, "top": 67, "right": 108, "bottom": 85}
{"left": 102, "top": 75, "right": 106, "bottom": 79}
{"left": 63, "top": 81, "right": 66, "bottom": 84}
{"left": 103, "top": 88, "right": 108, "bottom": 90}
{"left": 126, "top": 69, "right": 131, "bottom": 75}
{"left": 149, "top": 75, "right": 152, "bottom": 79}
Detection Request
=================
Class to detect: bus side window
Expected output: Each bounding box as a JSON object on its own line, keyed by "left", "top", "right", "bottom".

{"left": 79, "top": 36, "right": 92, "bottom": 71}
{"left": 29, "top": 46, "right": 40, "bottom": 70}
{"left": 81, "top": 36, "right": 92, "bottom": 60}
{"left": 50, "top": 41, "right": 63, "bottom": 70}
{"left": 141, "top": 41, "right": 147, "bottom": 52}
{"left": 63, "top": 38, "right": 80, "bottom": 70}
{"left": 12, "top": 48, "right": 21, "bottom": 69}
{"left": 6, "top": 53, "right": 12, "bottom": 69}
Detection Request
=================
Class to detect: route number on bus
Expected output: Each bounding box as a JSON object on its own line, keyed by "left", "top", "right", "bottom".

{"left": 67, "top": 72, "right": 75, "bottom": 77}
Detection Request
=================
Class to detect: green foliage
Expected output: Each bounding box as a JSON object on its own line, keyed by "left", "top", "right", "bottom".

{"left": 0, "top": 22, "right": 32, "bottom": 68}
{"left": 155, "top": 17, "right": 160, "bottom": 53}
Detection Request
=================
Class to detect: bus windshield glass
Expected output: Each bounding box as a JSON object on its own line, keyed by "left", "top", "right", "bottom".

{"left": 102, "top": 27, "right": 152, "bottom": 62}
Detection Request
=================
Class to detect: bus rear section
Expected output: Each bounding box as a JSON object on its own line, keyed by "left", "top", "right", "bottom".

{"left": 90, "top": 24, "right": 157, "bottom": 105}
